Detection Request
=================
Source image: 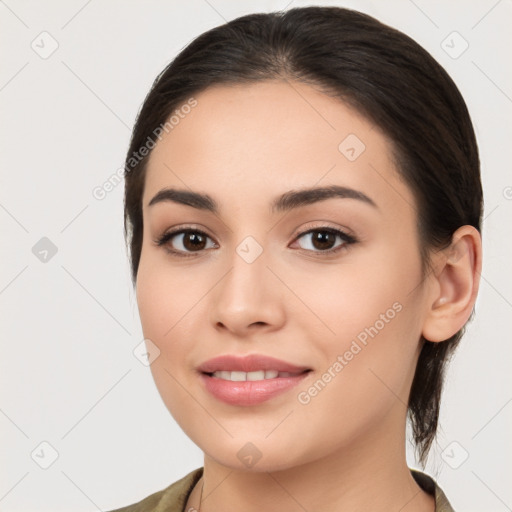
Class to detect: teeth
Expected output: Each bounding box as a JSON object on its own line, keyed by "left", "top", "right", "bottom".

{"left": 210, "top": 370, "right": 300, "bottom": 381}
{"left": 247, "top": 370, "right": 266, "bottom": 381}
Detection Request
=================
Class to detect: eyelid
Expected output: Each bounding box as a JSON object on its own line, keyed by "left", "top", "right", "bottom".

{"left": 153, "top": 224, "right": 218, "bottom": 256}
{"left": 290, "top": 221, "right": 355, "bottom": 240}
{"left": 156, "top": 223, "right": 215, "bottom": 242}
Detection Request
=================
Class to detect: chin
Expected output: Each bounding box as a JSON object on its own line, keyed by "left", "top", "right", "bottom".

{"left": 199, "top": 436, "right": 309, "bottom": 473}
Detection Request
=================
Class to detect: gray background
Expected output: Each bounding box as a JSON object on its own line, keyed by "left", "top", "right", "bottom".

{"left": 1, "top": 0, "right": 511, "bottom": 510}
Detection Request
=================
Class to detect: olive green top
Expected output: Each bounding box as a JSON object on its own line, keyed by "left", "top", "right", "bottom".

{"left": 107, "top": 467, "right": 455, "bottom": 512}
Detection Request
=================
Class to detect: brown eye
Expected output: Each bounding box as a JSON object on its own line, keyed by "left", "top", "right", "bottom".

{"left": 310, "top": 231, "right": 337, "bottom": 250}
{"left": 181, "top": 231, "right": 208, "bottom": 251}
{"left": 156, "top": 229, "right": 217, "bottom": 256}
{"left": 295, "top": 228, "right": 356, "bottom": 254}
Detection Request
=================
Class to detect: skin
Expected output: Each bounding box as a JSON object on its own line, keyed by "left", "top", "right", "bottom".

{"left": 135, "top": 80, "right": 482, "bottom": 512}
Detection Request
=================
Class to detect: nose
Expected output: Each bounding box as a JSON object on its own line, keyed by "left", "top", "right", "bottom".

{"left": 209, "top": 243, "right": 286, "bottom": 337}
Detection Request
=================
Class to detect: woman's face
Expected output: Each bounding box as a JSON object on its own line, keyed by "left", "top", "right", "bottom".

{"left": 136, "top": 80, "right": 432, "bottom": 471}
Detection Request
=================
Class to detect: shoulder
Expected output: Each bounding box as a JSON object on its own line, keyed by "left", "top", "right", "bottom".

{"left": 410, "top": 468, "right": 456, "bottom": 512}
{"left": 106, "top": 467, "right": 203, "bottom": 512}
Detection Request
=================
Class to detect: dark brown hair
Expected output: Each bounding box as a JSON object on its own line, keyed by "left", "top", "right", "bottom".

{"left": 123, "top": 6, "right": 482, "bottom": 466}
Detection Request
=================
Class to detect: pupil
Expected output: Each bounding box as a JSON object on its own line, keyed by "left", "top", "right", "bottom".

{"left": 184, "top": 232, "right": 205, "bottom": 251}
{"left": 313, "top": 231, "right": 334, "bottom": 250}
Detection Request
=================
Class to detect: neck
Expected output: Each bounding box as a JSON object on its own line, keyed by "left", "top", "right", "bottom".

{"left": 189, "top": 407, "right": 435, "bottom": 512}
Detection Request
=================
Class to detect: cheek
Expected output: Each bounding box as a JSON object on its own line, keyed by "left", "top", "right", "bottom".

{"left": 288, "top": 243, "right": 421, "bottom": 348}
{"left": 285, "top": 294, "right": 423, "bottom": 462}
{"left": 286, "top": 242, "right": 424, "bottom": 409}
{"left": 136, "top": 247, "right": 207, "bottom": 341}
{"left": 136, "top": 257, "right": 169, "bottom": 340}
{"left": 135, "top": 250, "right": 222, "bottom": 401}
{"left": 135, "top": 253, "right": 194, "bottom": 403}
{"left": 135, "top": 255, "right": 198, "bottom": 422}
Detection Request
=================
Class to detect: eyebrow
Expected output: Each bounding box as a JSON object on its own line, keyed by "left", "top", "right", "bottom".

{"left": 147, "top": 185, "right": 377, "bottom": 213}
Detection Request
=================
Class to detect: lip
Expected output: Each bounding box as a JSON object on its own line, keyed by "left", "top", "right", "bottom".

{"left": 197, "top": 354, "right": 311, "bottom": 374}
{"left": 199, "top": 372, "right": 311, "bottom": 406}
{"left": 197, "top": 354, "right": 312, "bottom": 406}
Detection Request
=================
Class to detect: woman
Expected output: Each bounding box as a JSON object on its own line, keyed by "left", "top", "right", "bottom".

{"left": 111, "top": 6, "right": 482, "bottom": 511}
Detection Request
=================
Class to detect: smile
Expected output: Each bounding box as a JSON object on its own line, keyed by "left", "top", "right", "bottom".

{"left": 209, "top": 370, "right": 308, "bottom": 381}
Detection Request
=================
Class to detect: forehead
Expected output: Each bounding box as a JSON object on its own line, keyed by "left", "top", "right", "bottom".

{"left": 143, "top": 80, "right": 414, "bottom": 217}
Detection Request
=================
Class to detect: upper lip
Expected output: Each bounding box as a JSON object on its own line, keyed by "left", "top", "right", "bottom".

{"left": 197, "top": 354, "right": 311, "bottom": 374}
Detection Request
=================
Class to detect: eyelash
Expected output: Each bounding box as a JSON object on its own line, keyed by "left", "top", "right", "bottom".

{"left": 153, "top": 225, "right": 358, "bottom": 258}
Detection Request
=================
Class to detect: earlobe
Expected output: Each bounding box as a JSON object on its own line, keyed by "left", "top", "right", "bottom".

{"left": 422, "top": 225, "right": 482, "bottom": 343}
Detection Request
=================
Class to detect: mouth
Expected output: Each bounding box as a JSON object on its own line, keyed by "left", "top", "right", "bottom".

{"left": 198, "top": 369, "right": 312, "bottom": 406}
{"left": 196, "top": 354, "right": 313, "bottom": 405}
{"left": 197, "top": 353, "right": 312, "bottom": 374}
{"left": 202, "top": 369, "right": 312, "bottom": 381}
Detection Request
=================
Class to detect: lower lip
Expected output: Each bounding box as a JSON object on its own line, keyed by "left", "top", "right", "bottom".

{"left": 199, "top": 372, "right": 311, "bottom": 406}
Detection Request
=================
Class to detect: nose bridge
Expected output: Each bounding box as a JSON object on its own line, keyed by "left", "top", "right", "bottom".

{"left": 221, "top": 234, "right": 269, "bottom": 307}
{"left": 235, "top": 234, "right": 265, "bottom": 267}
{"left": 210, "top": 233, "right": 284, "bottom": 332}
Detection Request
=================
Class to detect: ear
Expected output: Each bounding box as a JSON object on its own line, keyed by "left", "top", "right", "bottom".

{"left": 422, "top": 225, "right": 482, "bottom": 342}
